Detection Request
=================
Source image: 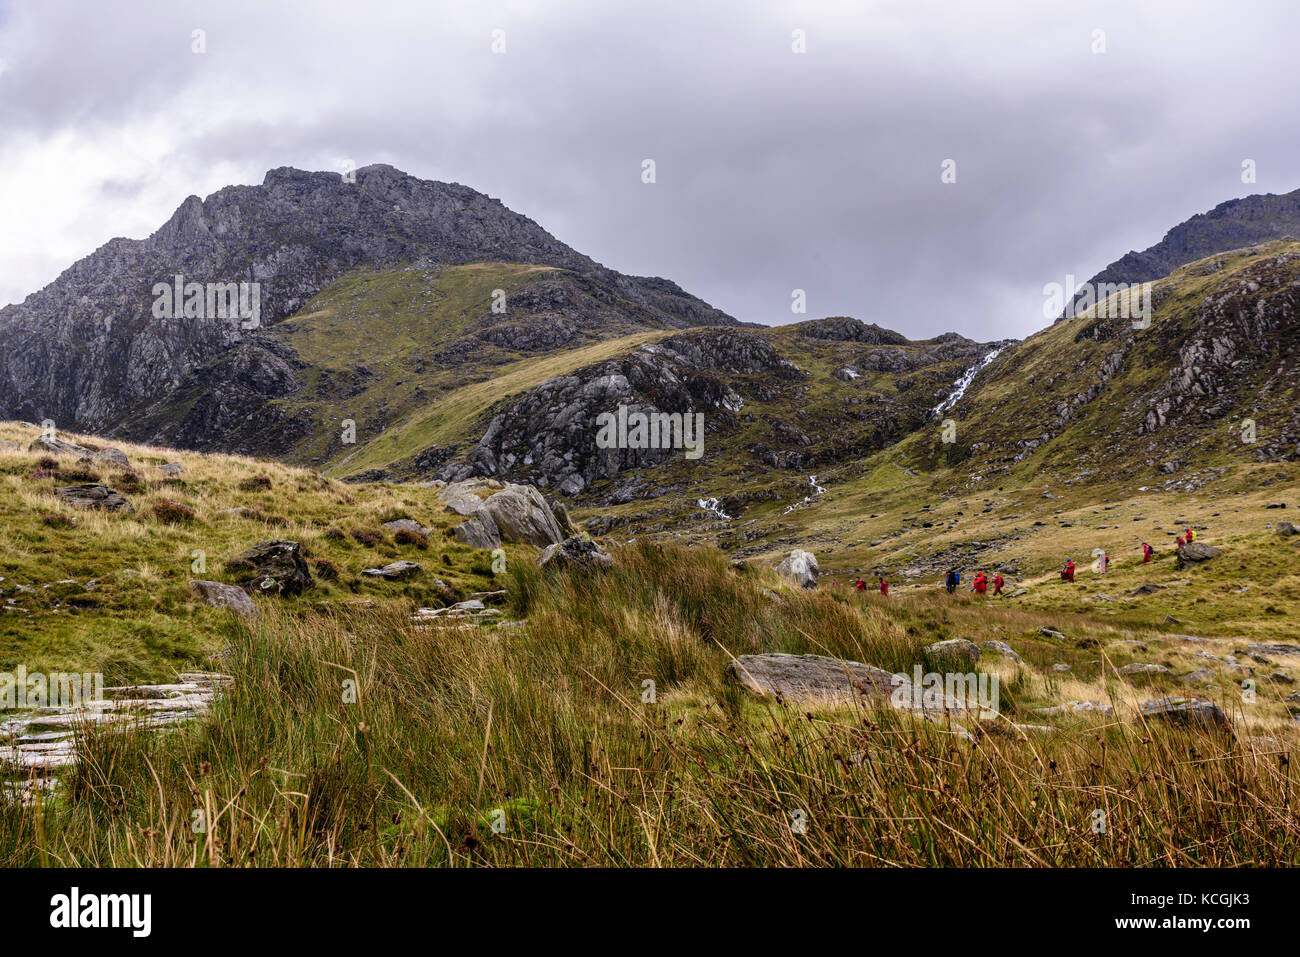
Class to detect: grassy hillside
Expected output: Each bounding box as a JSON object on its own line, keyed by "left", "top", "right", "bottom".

{"left": 0, "top": 423, "right": 520, "bottom": 682}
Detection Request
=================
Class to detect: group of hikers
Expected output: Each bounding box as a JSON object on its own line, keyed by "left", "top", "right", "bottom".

{"left": 849, "top": 527, "right": 1202, "bottom": 597}
{"left": 943, "top": 568, "right": 1004, "bottom": 595}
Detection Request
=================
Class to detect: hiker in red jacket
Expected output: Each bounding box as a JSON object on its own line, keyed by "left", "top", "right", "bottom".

{"left": 992, "top": 573, "right": 1004, "bottom": 596}
{"left": 1141, "top": 542, "right": 1153, "bottom": 563}
{"left": 1186, "top": 527, "right": 1196, "bottom": 543}
{"left": 972, "top": 571, "right": 988, "bottom": 595}
{"left": 1062, "top": 559, "right": 1076, "bottom": 582}
{"left": 1176, "top": 536, "right": 1186, "bottom": 548}
{"left": 879, "top": 577, "right": 889, "bottom": 595}
{"left": 854, "top": 577, "right": 866, "bottom": 592}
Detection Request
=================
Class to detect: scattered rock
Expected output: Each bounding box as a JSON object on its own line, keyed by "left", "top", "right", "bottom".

{"left": 190, "top": 580, "right": 258, "bottom": 620}
{"left": 774, "top": 549, "right": 819, "bottom": 588}
{"left": 90, "top": 448, "right": 130, "bottom": 468}
{"left": 1276, "top": 521, "right": 1298, "bottom": 537}
{"left": 1182, "top": 669, "right": 1216, "bottom": 686}
{"left": 538, "top": 536, "right": 614, "bottom": 570}
{"left": 1247, "top": 643, "right": 1300, "bottom": 657}
{"left": 362, "top": 560, "right": 423, "bottom": 581}
{"left": 1049, "top": 663, "right": 1072, "bottom": 673}
{"left": 232, "top": 540, "right": 313, "bottom": 596}
{"left": 1130, "top": 582, "right": 1165, "bottom": 596}
{"left": 1117, "top": 662, "right": 1170, "bottom": 675}
{"left": 1038, "top": 627, "right": 1067, "bottom": 640}
{"left": 28, "top": 435, "right": 91, "bottom": 458}
{"left": 54, "top": 484, "right": 134, "bottom": 513}
{"left": 383, "top": 518, "right": 430, "bottom": 536}
{"left": 926, "top": 638, "right": 981, "bottom": 663}
{"left": 980, "top": 640, "right": 1023, "bottom": 663}
{"left": 158, "top": 462, "right": 185, "bottom": 476}
{"left": 1033, "top": 700, "right": 1114, "bottom": 718}
{"left": 1139, "top": 696, "right": 1229, "bottom": 731}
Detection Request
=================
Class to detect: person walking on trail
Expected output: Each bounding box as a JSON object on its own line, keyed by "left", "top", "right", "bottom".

{"left": 1098, "top": 552, "right": 1109, "bottom": 574}
{"left": 1141, "top": 542, "right": 1153, "bottom": 563}
{"left": 1176, "top": 535, "right": 1186, "bottom": 548}
{"left": 972, "top": 571, "right": 988, "bottom": 595}
{"left": 1062, "top": 559, "right": 1076, "bottom": 582}
{"left": 945, "top": 569, "right": 958, "bottom": 594}
{"left": 854, "top": 577, "right": 866, "bottom": 592}
{"left": 992, "top": 573, "right": 1004, "bottom": 596}
{"left": 878, "top": 577, "right": 889, "bottom": 595}
{"left": 1186, "top": 527, "right": 1196, "bottom": 543}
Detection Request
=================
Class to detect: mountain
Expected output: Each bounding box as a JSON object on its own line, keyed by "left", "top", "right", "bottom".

{"left": 1065, "top": 186, "right": 1300, "bottom": 318}
{"left": 0, "top": 164, "right": 739, "bottom": 437}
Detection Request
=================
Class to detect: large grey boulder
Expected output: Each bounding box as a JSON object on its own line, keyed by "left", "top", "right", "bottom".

{"left": 774, "top": 549, "right": 819, "bottom": 589}
{"left": 232, "top": 540, "right": 313, "bottom": 596}
{"left": 725, "top": 652, "right": 973, "bottom": 716}
{"left": 90, "top": 447, "right": 130, "bottom": 468}
{"left": 30, "top": 435, "right": 91, "bottom": 458}
{"left": 453, "top": 512, "right": 501, "bottom": 549}
{"left": 481, "top": 484, "right": 564, "bottom": 547}
{"left": 190, "top": 580, "right": 258, "bottom": 620}
{"left": 54, "top": 484, "right": 134, "bottom": 513}
{"left": 1276, "top": 521, "right": 1297, "bottom": 537}
{"left": 1175, "top": 541, "right": 1220, "bottom": 568}
{"left": 1140, "top": 696, "right": 1229, "bottom": 730}
{"left": 1117, "top": 662, "right": 1171, "bottom": 675}
{"left": 538, "top": 536, "right": 613, "bottom": 570}
{"left": 437, "top": 480, "right": 493, "bottom": 516}
{"left": 981, "top": 640, "right": 1023, "bottom": 663}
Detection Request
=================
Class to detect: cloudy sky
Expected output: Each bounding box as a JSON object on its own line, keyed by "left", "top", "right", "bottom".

{"left": 1, "top": 0, "right": 1296, "bottom": 341}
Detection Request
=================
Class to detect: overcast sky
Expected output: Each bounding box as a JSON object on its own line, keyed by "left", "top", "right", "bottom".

{"left": 1, "top": 0, "right": 1296, "bottom": 341}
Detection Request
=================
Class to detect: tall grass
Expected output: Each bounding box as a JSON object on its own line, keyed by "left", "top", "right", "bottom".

{"left": 2, "top": 541, "right": 1296, "bottom": 866}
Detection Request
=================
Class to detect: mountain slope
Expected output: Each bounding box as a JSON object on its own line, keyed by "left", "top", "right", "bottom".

{"left": 1066, "top": 186, "right": 1300, "bottom": 317}
{"left": 0, "top": 165, "right": 739, "bottom": 437}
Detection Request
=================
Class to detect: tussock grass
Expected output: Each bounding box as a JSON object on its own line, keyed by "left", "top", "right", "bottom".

{"left": 3, "top": 541, "right": 1295, "bottom": 867}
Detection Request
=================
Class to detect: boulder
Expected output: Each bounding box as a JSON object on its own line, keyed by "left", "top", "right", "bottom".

{"left": 1139, "top": 696, "right": 1229, "bottom": 731}
{"left": 1033, "top": 700, "right": 1114, "bottom": 718}
{"left": 383, "top": 518, "right": 430, "bottom": 537}
{"left": 437, "top": 480, "right": 492, "bottom": 517}
{"left": 981, "top": 640, "right": 1023, "bottom": 663}
{"left": 1038, "top": 627, "right": 1067, "bottom": 640}
{"left": 158, "top": 462, "right": 185, "bottom": 476}
{"left": 90, "top": 447, "right": 130, "bottom": 468}
{"left": 1246, "top": 643, "right": 1300, "bottom": 657}
{"left": 28, "top": 435, "right": 91, "bottom": 458}
{"left": 774, "top": 549, "right": 819, "bottom": 588}
{"left": 1117, "top": 662, "right": 1170, "bottom": 675}
{"left": 481, "top": 484, "right": 564, "bottom": 547}
{"left": 1182, "top": 668, "right": 1216, "bottom": 686}
{"left": 1175, "top": 541, "right": 1220, "bottom": 568}
{"left": 538, "top": 536, "right": 613, "bottom": 570}
{"left": 926, "top": 638, "right": 981, "bottom": 663}
{"left": 454, "top": 512, "right": 502, "bottom": 549}
{"left": 54, "top": 484, "right": 134, "bottom": 513}
{"left": 725, "top": 652, "right": 975, "bottom": 716}
{"left": 190, "top": 580, "right": 258, "bottom": 620}
{"left": 362, "top": 560, "right": 423, "bottom": 581}
{"left": 232, "top": 540, "right": 313, "bottom": 596}
{"left": 1130, "top": 583, "right": 1165, "bottom": 596}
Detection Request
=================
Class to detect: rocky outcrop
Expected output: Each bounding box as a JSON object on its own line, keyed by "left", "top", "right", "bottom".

{"left": 54, "top": 484, "right": 134, "bottom": 513}
{"left": 440, "top": 328, "right": 799, "bottom": 495}
{"left": 439, "top": 480, "right": 564, "bottom": 549}
{"left": 774, "top": 549, "right": 819, "bottom": 588}
{"left": 231, "top": 540, "right": 313, "bottom": 596}
{"left": 926, "top": 638, "right": 981, "bottom": 663}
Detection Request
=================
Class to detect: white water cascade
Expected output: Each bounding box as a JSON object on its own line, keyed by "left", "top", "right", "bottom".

{"left": 933, "top": 345, "right": 1008, "bottom": 416}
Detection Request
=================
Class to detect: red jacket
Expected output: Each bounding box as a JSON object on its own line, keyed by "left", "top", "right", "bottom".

{"left": 973, "top": 573, "right": 988, "bottom": 594}
{"left": 879, "top": 580, "right": 889, "bottom": 595}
